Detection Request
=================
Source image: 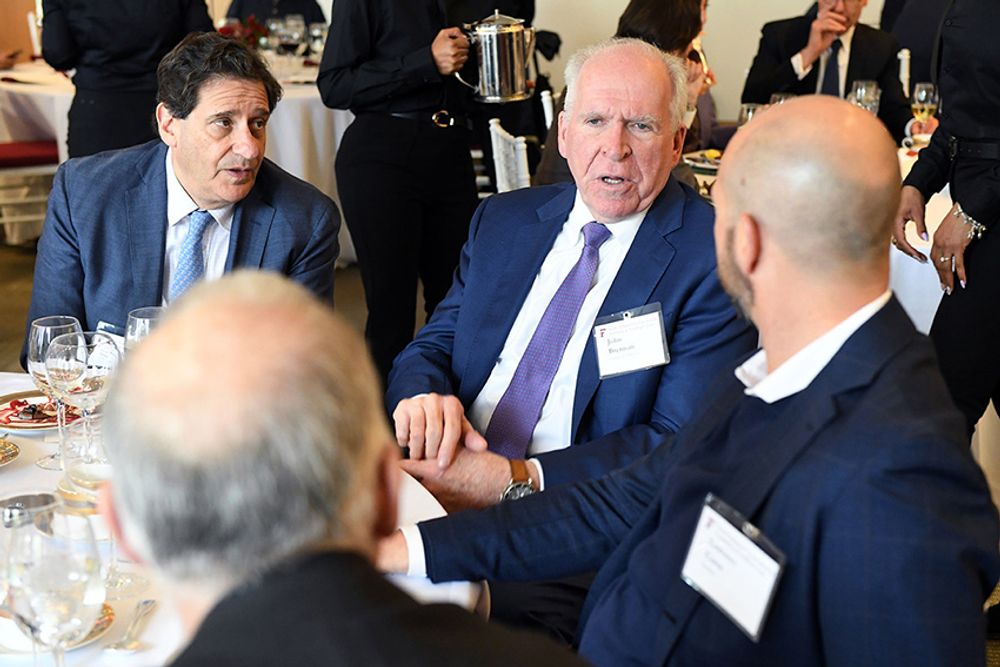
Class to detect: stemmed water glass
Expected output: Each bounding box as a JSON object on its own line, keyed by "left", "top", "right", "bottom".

{"left": 308, "top": 22, "right": 328, "bottom": 56}
{"left": 125, "top": 306, "right": 164, "bottom": 352}
{"left": 848, "top": 80, "right": 881, "bottom": 114}
{"left": 62, "top": 419, "right": 148, "bottom": 599}
{"left": 26, "top": 316, "right": 82, "bottom": 470}
{"left": 5, "top": 499, "right": 105, "bottom": 667}
{"left": 738, "top": 103, "right": 762, "bottom": 126}
{"left": 44, "top": 332, "right": 119, "bottom": 452}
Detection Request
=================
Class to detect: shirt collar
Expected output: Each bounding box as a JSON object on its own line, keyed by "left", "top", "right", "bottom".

{"left": 736, "top": 290, "right": 891, "bottom": 404}
{"left": 568, "top": 189, "right": 648, "bottom": 241}
{"left": 837, "top": 25, "right": 856, "bottom": 54}
{"left": 165, "top": 148, "right": 234, "bottom": 230}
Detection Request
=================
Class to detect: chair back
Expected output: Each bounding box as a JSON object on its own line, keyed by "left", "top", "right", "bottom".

{"left": 898, "top": 48, "right": 911, "bottom": 98}
{"left": 540, "top": 90, "right": 554, "bottom": 131}
{"left": 489, "top": 118, "right": 530, "bottom": 193}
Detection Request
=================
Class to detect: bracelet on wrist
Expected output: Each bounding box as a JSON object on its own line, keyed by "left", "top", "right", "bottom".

{"left": 953, "top": 203, "right": 987, "bottom": 240}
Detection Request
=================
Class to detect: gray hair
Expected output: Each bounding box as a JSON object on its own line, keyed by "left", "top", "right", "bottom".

{"left": 562, "top": 37, "right": 688, "bottom": 131}
{"left": 103, "top": 272, "right": 388, "bottom": 585}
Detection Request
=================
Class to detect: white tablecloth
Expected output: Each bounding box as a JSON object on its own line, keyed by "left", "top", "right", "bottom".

{"left": 0, "top": 372, "right": 475, "bottom": 665}
{"left": 0, "top": 62, "right": 357, "bottom": 263}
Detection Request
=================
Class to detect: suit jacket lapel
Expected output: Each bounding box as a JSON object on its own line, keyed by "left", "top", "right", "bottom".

{"left": 459, "top": 188, "right": 573, "bottom": 401}
{"left": 569, "top": 179, "right": 684, "bottom": 437}
{"left": 656, "top": 297, "right": 917, "bottom": 661}
{"left": 124, "top": 143, "right": 169, "bottom": 309}
{"left": 845, "top": 25, "right": 871, "bottom": 96}
{"left": 226, "top": 186, "right": 274, "bottom": 272}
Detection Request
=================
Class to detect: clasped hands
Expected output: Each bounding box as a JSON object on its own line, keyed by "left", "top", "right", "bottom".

{"left": 892, "top": 185, "right": 971, "bottom": 294}
{"left": 393, "top": 393, "right": 513, "bottom": 512}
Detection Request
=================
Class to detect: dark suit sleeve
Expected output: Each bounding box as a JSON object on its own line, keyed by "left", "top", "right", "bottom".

{"left": 316, "top": 0, "right": 441, "bottom": 110}
{"left": 536, "top": 267, "right": 756, "bottom": 487}
{"left": 21, "top": 164, "right": 86, "bottom": 369}
{"left": 902, "top": 126, "right": 950, "bottom": 200}
{"left": 286, "top": 201, "right": 340, "bottom": 303}
{"left": 817, "top": 432, "right": 999, "bottom": 665}
{"left": 742, "top": 22, "right": 803, "bottom": 104}
{"left": 41, "top": 0, "right": 80, "bottom": 72}
{"left": 384, "top": 197, "right": 491, "bottom": 409}
{"left": 421, "top": 440, "right": 672, "bottom": 584}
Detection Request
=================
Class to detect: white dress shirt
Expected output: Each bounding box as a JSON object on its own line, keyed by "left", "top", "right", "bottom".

{"left": 403, "top": 290, "right": 893, "bottom": 577}
{"left": 736, "top": 290, "right": 891, "bottom": 402}
{"left": 468, "top": 191, "right": 644, "bottom": 457}
{"left": 161, "top": 149, "right": 235, "bottom": 305}
{"left": 791, "top": 26, "right": 856, "bottom": 97}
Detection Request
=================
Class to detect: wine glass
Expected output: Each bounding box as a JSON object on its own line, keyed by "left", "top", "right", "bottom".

{"left": 61, "top": 419, "right": 147, "bottom": 599}
{"left": 848, "top": 80, "right": 881, "bottom": 114}
{"left": 5, "top": 499, "right": 105, "bottom": 667}
{"left": 308, "top": 22, "right": 328, "bottom": 56}
{"left": 26, "top": 316, "right": 82, "bottom": 471}
{"left": 284, "top": 14, "right": 307, "bottom": 55}
{"left": 44, "top": 332, "right": 119, "bottom": 452}
{"left": 738, "top": 103, "right": 762, "bottom": 126}
{"left": 125, "top": 306, "right": 164, "bottom": 352}
{"left": 768, "top": 92, "right": 795, "bottom": 106}
{"left": 910, "top": 82, "right": 938, "bottom": 141}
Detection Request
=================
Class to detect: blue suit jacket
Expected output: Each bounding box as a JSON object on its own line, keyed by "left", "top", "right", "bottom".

{"left": 385, "top": 180, "right": 756, "bottom": 487}
{"left": 23, "top": 140, "right": 340, "bottom": 364}
{"left": 420, "top": 298, "right": 1000, "bottom": 665}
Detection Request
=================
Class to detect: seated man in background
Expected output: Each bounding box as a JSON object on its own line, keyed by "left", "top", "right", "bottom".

{"left": 389, "top": 38, "right": 754, "bottom": 506}
{"left": 381, "top": 96, "right": 1000, "bottom": 665}
{"left": 99, "top": 272, "right": 586, "bottom": 667}
{"left": 742, "top": 0, "right": 932, "bottom": 143}
{"left": 22, "top": 32, "right": 340, "bottom": 366}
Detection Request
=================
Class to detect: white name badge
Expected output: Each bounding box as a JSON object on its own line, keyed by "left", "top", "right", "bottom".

{"left": 592, "top": 303, "right": 669, "bottom": 379}
{"left": 680, "top": 494, "right": 786, "bottom": 642}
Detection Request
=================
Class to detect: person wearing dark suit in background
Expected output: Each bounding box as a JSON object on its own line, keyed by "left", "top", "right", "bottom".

{"left": 98, "top": 272, "right": 586, "bottom": 667}
{"left": 380, "top": 95, "right": 1000, "bottom": 667}
{"left": 388, "top": 38, "right": 755, "bottom": 642}
{"left": 41, "top": 0, "right": 213, "bottom": 158}
{"left": 742, "top": 0, "right": 933, "bottom": 144}
{"left": 893, "top": 0, "right": 1000, "bottom": 437}
{"left": 23, "top": 33, "right": 340, "bottom": 366}
{"left": 318, "top": 0, "right": 480, "bottom": 388}
{"left": 225, "top": 0, "right": 325, "bottom": 25}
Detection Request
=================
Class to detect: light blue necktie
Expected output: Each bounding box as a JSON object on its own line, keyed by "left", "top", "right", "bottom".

{"left": 485, "top": 222, "right": 612, "bottom": 459}
{"left": 168, "top": 210, "right": 214, "bottom": 302}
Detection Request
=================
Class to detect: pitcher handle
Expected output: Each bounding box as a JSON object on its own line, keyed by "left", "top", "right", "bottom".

{"left": 454, "top": 70, "right": 478, "bottom": 91}
{"left": 453, "top": 26, "right": 478, "bottom": 91}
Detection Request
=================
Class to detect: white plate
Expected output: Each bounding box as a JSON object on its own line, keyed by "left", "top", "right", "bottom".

{"left": 0, "top": 390, "right": 80, "bottom": 434}
{"left": 683, "top": 151, "right": 721, "bottom": 172}
{"left": 0, "top": 604, "right": 114, "bottom": 654}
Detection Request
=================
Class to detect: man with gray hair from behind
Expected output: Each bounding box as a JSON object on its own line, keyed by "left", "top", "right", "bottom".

{"left": 98, "top": 271, "right": 586, "bottom": 666}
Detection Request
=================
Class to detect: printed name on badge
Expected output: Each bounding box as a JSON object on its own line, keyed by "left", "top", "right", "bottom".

{"left": 593, "top": 303, "right": 669, "bottom": 379}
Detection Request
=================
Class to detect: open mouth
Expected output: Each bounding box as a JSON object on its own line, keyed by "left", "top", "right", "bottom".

{"left": 601, "top": 176, "right": 626, "bottom": 185}
{"left": 225, "top": 168, "right": 253, "bottom": 179}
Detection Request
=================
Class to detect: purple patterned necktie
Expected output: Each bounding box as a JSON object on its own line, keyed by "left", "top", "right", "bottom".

{"left": 486, "top": 221, "right": 612, "bottom": 459}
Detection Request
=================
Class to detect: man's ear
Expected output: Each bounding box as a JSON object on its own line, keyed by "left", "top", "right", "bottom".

{"left": 557, "top": 110, "right": 568, "bottom": 159}
{"left": 156, "top": 103, "right": 179, "bottom": 147}
{"left": 670, "top": 125, "right": 687, "bottom": 168}
{"left": 373, "top": 444, "right": 400, "bottom": 539}
{"left": 97, "top": 483, "right": 145, "bottom": 565}
{"left": 734, "top": 213, "right": 763, "bottom": 277}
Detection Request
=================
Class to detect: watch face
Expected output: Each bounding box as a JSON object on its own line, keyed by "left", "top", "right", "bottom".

{"left": 502, "top": 482, "right": 535, "bottom": 501}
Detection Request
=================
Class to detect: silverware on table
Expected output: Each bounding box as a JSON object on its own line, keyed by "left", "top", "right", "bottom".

{"left": 105, "top": 599, "right": 157, "bottom": 652}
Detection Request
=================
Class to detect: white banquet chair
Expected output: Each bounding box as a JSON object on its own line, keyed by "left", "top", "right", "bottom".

{"left": 488, "top": 118, "right": 530, "bottom": 193}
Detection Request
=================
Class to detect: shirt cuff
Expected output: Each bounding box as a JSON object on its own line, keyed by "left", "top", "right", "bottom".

{"left": 528, "top": 457, "right": 545, "bottom": 491}
{"left": 400, "top": 524, "right": 428, "bottom": 577}
{"left": 790, "top": 53, "right": 811, "bottom": 80}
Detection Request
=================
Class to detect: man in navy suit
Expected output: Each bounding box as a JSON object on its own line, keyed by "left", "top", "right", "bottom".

{"left": 380, "top": 96, "right": 1000, "bottom": 665}
{"left": 388, "top": 39, "right": 753, "bottom": 507}
{"left": 22, "top": 32, "right": 339, "bottom": 364}
{"left": 742, "top": 0, "right": 934, "bottom": 143}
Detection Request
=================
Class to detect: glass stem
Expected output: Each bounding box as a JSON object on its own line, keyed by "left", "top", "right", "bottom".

{"left": 51, "top": 645, "right": 65, "bottom": 667}
{"left": 55, "top": 398, "right": 67, "bottom": 466}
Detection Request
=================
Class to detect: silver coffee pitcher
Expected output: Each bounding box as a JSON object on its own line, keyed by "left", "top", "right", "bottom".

{"left": 455, "top": 10, "right": 536, "bottom": 103}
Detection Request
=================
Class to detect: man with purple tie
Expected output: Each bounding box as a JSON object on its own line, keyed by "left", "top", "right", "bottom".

{"left": 384, "top": 38, "right": 755, "bottom": 641}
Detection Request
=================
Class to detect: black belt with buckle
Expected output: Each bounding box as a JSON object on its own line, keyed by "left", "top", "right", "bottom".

{"left": 948, "top": 136, "right": 1000, "bottom": 160}
{"left": 386, "top": 110, "right": 468, "bottom": 129}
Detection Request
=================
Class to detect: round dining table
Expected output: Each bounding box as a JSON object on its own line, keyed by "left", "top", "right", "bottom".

{"left": 0, "top": 60, "right": 357, "bottom": 264}
{"left": 0, "top": 371, "right": 478, "bottom": 665}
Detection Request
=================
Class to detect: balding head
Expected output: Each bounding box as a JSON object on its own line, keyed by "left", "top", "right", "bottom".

{"left": 104, "top": 272, "right": 392, "bottom": 585}
{"left": 715, "top": 96, "right": 900, "bottom": 280}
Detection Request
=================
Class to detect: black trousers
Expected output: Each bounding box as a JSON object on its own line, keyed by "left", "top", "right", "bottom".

{"left": 68, "top": 89, "right": 158, "bottom": 158}
{"left": 488, "top": 573, "right": 596, "bottom": 646}
{"left": 336, "top": 113, "right": 479, "bottom": 386}
{"left": 930, "top": 225, "right": 1000, "bottom": 436}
